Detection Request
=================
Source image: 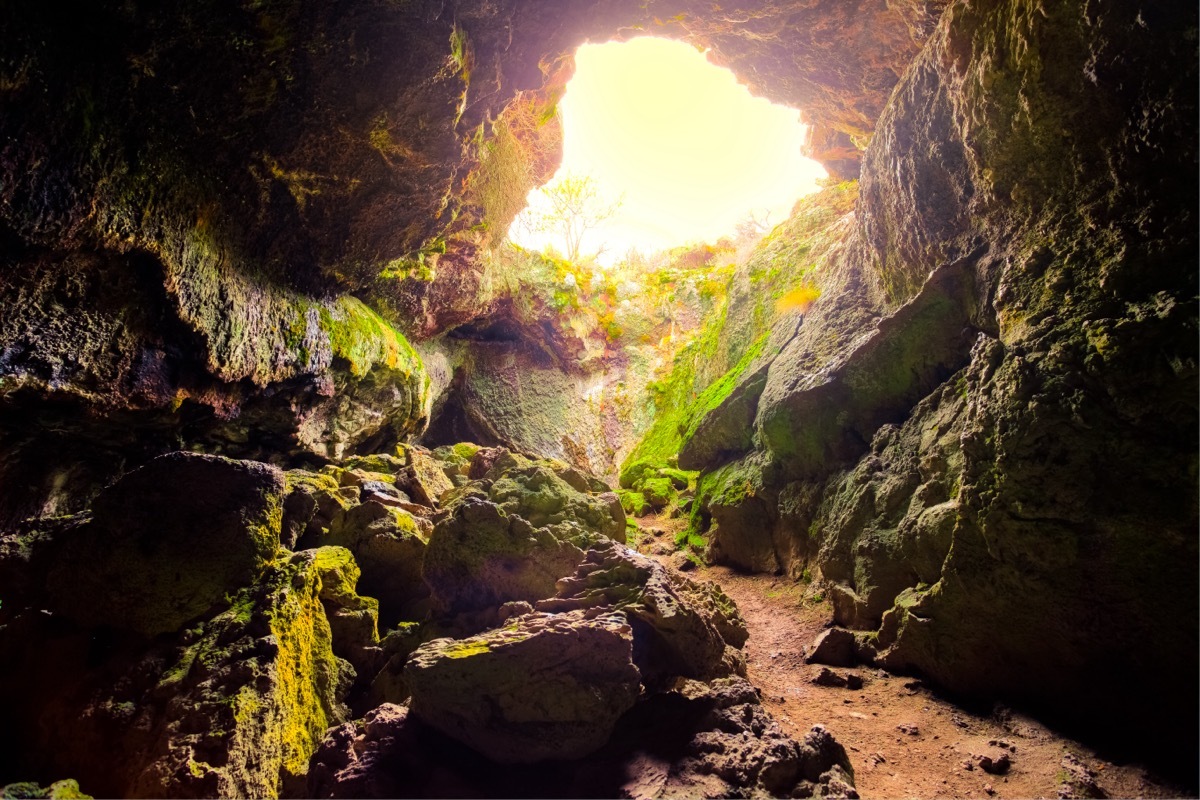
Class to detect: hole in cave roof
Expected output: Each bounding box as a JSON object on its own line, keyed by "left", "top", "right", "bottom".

{"left": 508, "top": 36, "right": 828, "bottom": 266}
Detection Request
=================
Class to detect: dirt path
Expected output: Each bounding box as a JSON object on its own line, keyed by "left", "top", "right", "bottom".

{"left": 632, "top": 520, "right": 1186, "bottom": 800}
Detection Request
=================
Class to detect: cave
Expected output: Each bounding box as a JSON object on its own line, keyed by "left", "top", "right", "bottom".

{"left": 0, "top": 1, "right": 1196, "bottom": 798}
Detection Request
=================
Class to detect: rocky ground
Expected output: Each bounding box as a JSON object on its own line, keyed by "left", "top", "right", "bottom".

{"left": 633, "top": 514, "right": 1191, "bottom": 800}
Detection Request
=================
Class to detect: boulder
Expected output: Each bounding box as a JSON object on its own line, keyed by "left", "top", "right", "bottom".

{"left": 306, "top": 677, "right": 858, "bottom": 799}
{"left": 2, "top": 548, "right": 349, "bottom": 798}
{"left": 405, "top": 610, "right": 641, "bottom": 763}
{"left": 283, "top": 470, "right": 354, "bottom": 549}
{"left": 806, "top": 628, "right": 857, "bottom": 668}
{"left": 400, "top": 449, "right": 455, "bottom": 507}
{"left": 46, "top": 452, "right": 284, "bottom": 637}
{"left": 422, "top": 497, "right": 586, "bottom": 616}
{"left": 488, "top": 464, "right": 626, "bottom": 544}
{"left": 324, "top": 502, "right": 431, "bottom": 624}
{"left": 538, "top": 543, "right": 748, "bottom": 682}
{"left": 0, "top": 780, "right": 91, "bottom": 799}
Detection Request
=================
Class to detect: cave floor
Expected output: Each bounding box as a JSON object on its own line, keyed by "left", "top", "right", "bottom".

{"left": 632, "top": 517, "right": 1184, "bottom": 800}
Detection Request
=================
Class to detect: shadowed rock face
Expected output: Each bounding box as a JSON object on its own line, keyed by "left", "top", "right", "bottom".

{"left": 674, "top": 0, "right": 1198, "bottom": 780}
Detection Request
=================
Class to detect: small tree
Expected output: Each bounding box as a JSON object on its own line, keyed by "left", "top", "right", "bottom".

{"left": 517, "top": 173, "right": 621, "bottom": 262}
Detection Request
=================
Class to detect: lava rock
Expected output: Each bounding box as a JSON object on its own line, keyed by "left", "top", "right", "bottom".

{"left": 806, "top": 628, "right": 857, "bottom": 668}
{"left": 422, "top": 497, "right": 586, "bottom": 616}
{"left": 538, "top": 543, "right": 748, "bottom": 682}
{"left": 405, "top": 610, "right": 641, "bottom": 763}
{"left": 46, "top": 452, "right": 284, "bottom": 637}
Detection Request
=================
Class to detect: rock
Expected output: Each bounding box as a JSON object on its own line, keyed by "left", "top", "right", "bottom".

{"left": 324, "top": 501, "right": 431, "bottom": 624}
{"left": 806, "top": 628, "right": 857, "bottom": 668}
{"left": 309, "top": 677, "right": 857, "bottom": 800}
{"left": 127, "top": 551, "right": 351, "bottom": 797}
{"left": 897, "top": 723, "right": 919, "bottom": 735}
{"left": 306, "top": 704, "right": 419, "bottom": 799}
{"left": 488, "top": 464, "right": 626, "bottom": 543}
{"left": 538, "top": 543, "right": 748, "bottom": 682}
{"left": 46, "top": 452, "right": 284, "bottom": 637}
{"left": 400, "top": 449, "right": 455, "bottom": 507}
{"left": 285, "top": 470, "right": 360, "bottom": 550}
{"left": 422, "top": 497, "right": 586, "bottom": 617}
{"left": 2, "top": 547, "right": 350, "bottom": 798}
{"left": 810, "top": 667, "right": 849, "bottom": 688}
{"left": 845, "top": 673, "right": 864, "bottom": 691}
{"left": 969, "top": 749, "right": 1012, "bottom": 776}
{"left": 302, "top": 546, "right": 382, "bottom": 680}
{"left": 405, "top": 610, "right": 641, "bottom": 763}
{"left": 1058, "top": 754, "right": 1107, "bottom": 799}
{"left": 0, "top": 780, "right": 91, "bottom": 799}
{"left": 667, "top": 550, "right": 698, "bottom": 572}
{"left": 619, "top": 489, "right": 651, "bottom": 517}
{"left": 339, "top": 469, "right": 398, "bottom": 489}
{"left": 641, "top": 476, "right": 675, "bottom": 509}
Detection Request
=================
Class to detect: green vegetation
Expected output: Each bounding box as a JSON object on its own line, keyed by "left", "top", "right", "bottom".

{"left": 463, "top": 92, "right": 561, "bottom": 246}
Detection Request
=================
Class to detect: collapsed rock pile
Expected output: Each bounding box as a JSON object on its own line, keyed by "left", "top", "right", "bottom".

{"left": 0, "top": 444, "right": 855, "bottom": 798}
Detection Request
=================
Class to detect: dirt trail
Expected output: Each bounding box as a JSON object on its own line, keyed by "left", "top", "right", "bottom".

{"left": 633, "top": 520, "right": 1186, "bottom": 800}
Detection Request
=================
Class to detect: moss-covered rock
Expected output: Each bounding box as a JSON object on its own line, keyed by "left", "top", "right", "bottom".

{"left": 46, "top": 452, "right": 284, "bottom": 637}
{"left": 323, "top": 502, "right": 431, "bottom": 625}
{"left": 538, "top": 543, "right": 748, "bottom": 684}
{"left": 488, "top": 464, "right": 625, "bottom": 544}
{"left": 405, "top": 610, "right": 641, "bottom": 763}
{"left": 0, "top": 781, "right": 91, "bottom": 799}
{"left": 422, "top": 497, "right": 585, "bottom": 617}
{"left": 128, "top": 551, "right": 350, "bottom": 797}
{"left": 617, "top": 489, "right": 650, "bottom": 517}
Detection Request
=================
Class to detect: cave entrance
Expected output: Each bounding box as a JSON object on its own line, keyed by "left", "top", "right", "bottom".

{"left": 508, "top": 37, "right": 827, "bottom": 266}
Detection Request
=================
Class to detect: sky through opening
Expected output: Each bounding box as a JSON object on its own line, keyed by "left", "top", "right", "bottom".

{"left": 509, "top": 37, "right": 827, "bottom": 263}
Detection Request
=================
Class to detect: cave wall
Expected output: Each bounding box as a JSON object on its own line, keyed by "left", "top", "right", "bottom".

{"left": 678, "top": 0, "right": 1198, "bottom": 773}
{"left": 0, "top": 0, "right": 937, "bottom": 525}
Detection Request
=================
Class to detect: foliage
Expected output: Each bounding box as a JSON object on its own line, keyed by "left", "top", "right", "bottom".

{"left": 513, "top": 173, "right": 621, "bottom": 262}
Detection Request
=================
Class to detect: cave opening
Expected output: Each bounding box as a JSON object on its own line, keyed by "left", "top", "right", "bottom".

{"left": 507, "top": 36, "right": 827, "bottom": 265}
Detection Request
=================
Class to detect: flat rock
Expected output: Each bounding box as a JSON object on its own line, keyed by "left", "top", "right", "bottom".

{"left": 405, "top": 610, "right": 640, "bottom": 763}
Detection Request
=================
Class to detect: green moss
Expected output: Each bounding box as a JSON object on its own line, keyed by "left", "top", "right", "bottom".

{"left": 640, "top": 476, "right": 675, "bottom": 509}
{"left": 314, "top": 296, "right": 422, "bottom": 378}
{"left": 442, "top": 639, "right": 491, "bottom": 658}
{"left": 618, "top": 489, "right": 650, "bottom": 517}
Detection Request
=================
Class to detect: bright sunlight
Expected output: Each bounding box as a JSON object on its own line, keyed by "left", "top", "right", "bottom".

{"left": 509, "top": 37, "right": 827, "bottom": 263}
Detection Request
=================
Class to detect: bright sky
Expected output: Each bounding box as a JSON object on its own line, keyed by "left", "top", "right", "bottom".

{"left": 509, "top": 37, "right": 826, "bottom": 263}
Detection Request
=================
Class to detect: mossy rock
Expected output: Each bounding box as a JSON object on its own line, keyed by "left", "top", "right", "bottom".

{"left": 405, "top": 610, "right": 640, "bottom": 763}
{"left": 130, "top": 550, "right": 349, "bottom": 797}
{"left": 488, "top": 465, "right": 625, "bottom": 544}
{"left": 618, "top": 490, "right": 650, "bottom": 517}
{"left": 422, "top": 498, "right": 585, "bottom": 616}
{"left": 1, "top": 781, "right": 91, "bottom": 799}
{"left": 46, "top": 452, "right": 284, "bottom": 637}
{"left": 639, "top": 477, "right": 675, "bottom": 510}
{"left": 324, "top": 502, "right": 430, "bottom": 624}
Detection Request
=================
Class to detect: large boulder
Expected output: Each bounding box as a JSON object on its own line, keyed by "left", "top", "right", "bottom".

{"left": 422, "top": 497, "right": 586, "bottom": 617}
{"left": 538, "top": 543, "right": 748, "bottom": 683}
{"left": 487, "top": 463, "right": 626, "bottom": 544}
{"left": 1, "top": 549, "right": 350, "bottom": 798}
{"left": 46, "top": 452, "right": 284, "bottom": 637}
{"left": 323, "top": 501, "right": 431, "bottom": 624}
{"left": 405, "top": 610, "right": 641, "bottom": 763}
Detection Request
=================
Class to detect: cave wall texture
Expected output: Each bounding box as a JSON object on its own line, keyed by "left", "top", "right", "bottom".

{"left": 1, "top": 0, "right": 1197, "bottom": 784}
{"left": 0, "top": 0, "right": 935, "bottom": 524}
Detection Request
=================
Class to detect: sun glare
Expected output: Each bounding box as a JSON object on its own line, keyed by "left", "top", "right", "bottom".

{"left": 509, "top": 37, "right": 827, "bottom": 263}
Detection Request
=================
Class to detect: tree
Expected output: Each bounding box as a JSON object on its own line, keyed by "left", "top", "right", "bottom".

{"left": 516, "top": 173, "right": 621, "bottom": 262}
